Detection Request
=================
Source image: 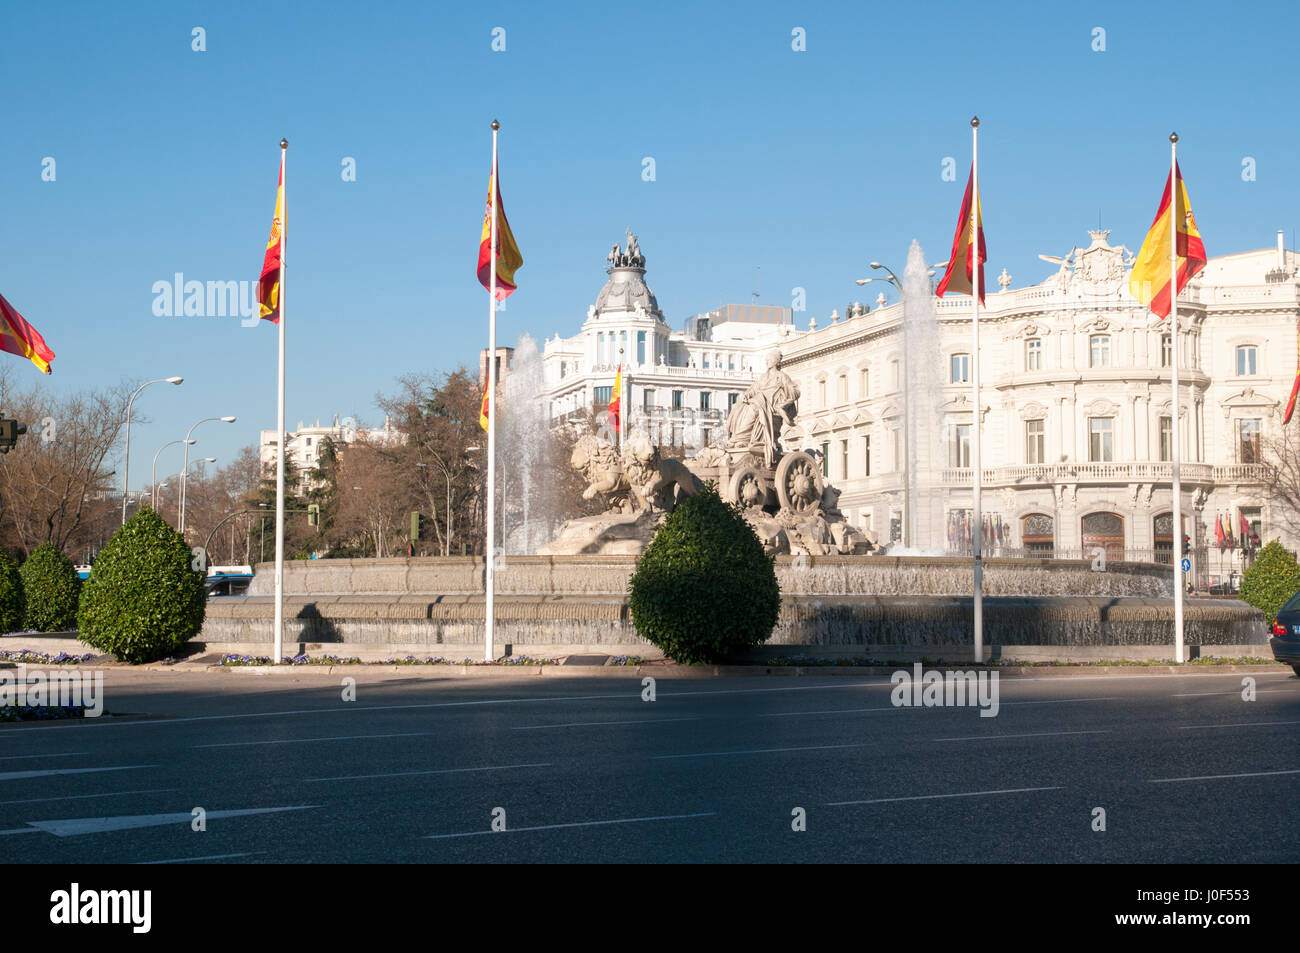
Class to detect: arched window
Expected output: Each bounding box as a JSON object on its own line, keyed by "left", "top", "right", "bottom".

{"left": 1082, "top": 512, "right": 1124, "bottom": 563}
{"left": 1022, "top": 513, "right": 1054, "bottom": 554}
{"left": 1153, "top": 512, "right": 1175, "bottom": 564}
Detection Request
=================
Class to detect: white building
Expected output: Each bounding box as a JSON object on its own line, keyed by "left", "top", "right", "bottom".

{"left": 540, "top": 230, "right": 1299, "bottom": 588}
{"left": 259, "top": 414, "right": 402, "bottom": 494}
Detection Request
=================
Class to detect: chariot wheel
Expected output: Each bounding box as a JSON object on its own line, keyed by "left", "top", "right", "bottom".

{"left": 774, "top": 451, "right": 823, "bottom": 513}
{"left": 728, "top": 465, "right": 767, "bottom": 509}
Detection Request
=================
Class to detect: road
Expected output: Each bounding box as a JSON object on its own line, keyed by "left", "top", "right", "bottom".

{"left": 1, "top": 667, "right": 1297, "bottom": 863}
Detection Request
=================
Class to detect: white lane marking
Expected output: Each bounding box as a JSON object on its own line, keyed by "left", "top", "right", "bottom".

{"left": 652, "top": 743, "right": 865, "bottom": 760}
{"left": 827, "top": 786, "right": 1063, "bottom": 806}
{"left": 933, "top": 730, "right": 1111, "bottom": 742}
{"left": 1172, "top": 689, "right": 1293, "bottom": 697}
{"left": 758, "top": 707, "right": 897, "bottom": 718}
{"left": 306, "top": 762, "right": 551, "bottom": 783}
{"left": 138, "top": 851, "right": 265, "bottom": 864}
{"left": 0, "top": 752, "right": 88, "bottom": 761}
{"left": 999, "top": 697, "right": 1119, "bottom": 706}
{"left": 1176, "top": 721, "right": 1300, "bottom": 730}
{"left": 194, "top": 731, "right": 434, "bottom": 749}
{"left": 27, "top": 805, "right": 319, "bottom": 837}
{"left": 512, "top": 717, "right": 700, "bottom": 731}
{"left": 1149, "top": 768, "right": 1300, "bottom": 784}
{"left": 0, "top": 765, "right": 154, "bottom": 782}
{"left": 0, "top": 788, "right": 179, "bottom": 806}
{"left": 424, "top": 812, "right": 716, "bottom": 840}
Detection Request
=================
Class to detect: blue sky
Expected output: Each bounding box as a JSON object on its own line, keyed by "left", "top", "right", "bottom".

{"left": 1, "top": 0, "right": 1297, "bottom": 485}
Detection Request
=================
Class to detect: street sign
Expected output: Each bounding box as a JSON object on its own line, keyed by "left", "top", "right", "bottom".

{"left": 1181, "top": 557, "right": 1191, "bottom": 573}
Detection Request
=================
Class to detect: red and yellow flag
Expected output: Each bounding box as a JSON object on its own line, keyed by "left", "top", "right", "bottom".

{"left": 1284, "top": 319, "right": 1300, "bottom": 424}
{"left": 476, "top": 166, "right": 523, "bottom": 300}
{"left": 258, "top": 157, "right": 285, "bottom": 323}
{"left": 479, "top": 383, "right": 490, "bottom": 432}
{"left": 0, "top": 291, "right": 55, "bottom": 375}
{"left": 935, "top": 164, "right": 986, "bottom": 304}
{"left": 1129, "top": 161, "right": 1206, "bottom": 320}
{"left": 608, "top": 365, "right": 622, "bottom": 432}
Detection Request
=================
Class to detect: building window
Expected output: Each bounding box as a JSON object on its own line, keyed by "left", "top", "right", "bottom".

{"left": 593, "top": 386, "right": 612, "bottom": 408}
{"left": 837, "top": 374, "right": 847, "bottom": 403}
{"left": 643, "top": 388, "right": 654, "bottom": 411}
{"left": 860, "top": 367, "right": 869, "bottom": 397}
{"left": 891, "top": 359, "right": 900, "bottom": 390}
{"left": 893, "top": 429, "right": 901, "bottom": 471}
{"left": 597, "top": 332, "right": 605, "bottom": 366}
{"left": 700, "top": 391, "right": 711, "bottom": 411}
{"left": 818, "top": 379, "right": 827, "bottom": 408}
{"left": 1082, "top": 512, "right": 1125, "bottom": 563}
{"left": 1026, "top": 339, "right": 1042, "bottom": 371}
{"left": 1025, "top": 419, "right": 1045, "bottom": 464}
{"left": 953, "top": 424, "right": 971, "bottom": 467}
{"left": 1236, "top": 345, "right": 1258, "bottom": 376}
{"left": 820, "top": 442, "right": 829, "bottom": 477}
{"left": 1153, "top": 512, "right": 1176, "bottom": 564}
{"left": 671, "top": 390, "right": 683, "bottom": 410}
{"left": 1090, "top": 335, "right": 1111, "bottom": 368}
{"left": 840, "top": 440, "right": 849, "bottom": 479}
{"left": 864, "top": 434, "right": 871, "bottom": 476}
{"left": 950, "top": 353, "right": 970, "bottom": 383}
{"left": 702, "top": 427, "right": 711, "bottom": 445}
{"left": 1022, "top": 513, "right": 1054, "bottom": 554}
{"left": 1160, "top": 416, "right": 1172, "bottom": 461}
{"left": 1088, "top": 418, "right": 1114, "bottom": 462}
{"left": 637, "top": 331, "right": 647, "bottom": 365}
{"left": 1238, "top": 418, "right": 1261, "bottom": 463}
{"left": 1161, "top": 335, "right": 1172, "bottom": 368}
{"left": 728, "top": 392, "right": 738, "bottom": 411}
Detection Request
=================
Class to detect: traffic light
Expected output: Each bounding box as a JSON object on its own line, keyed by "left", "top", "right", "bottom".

{"left": 0, "top": 418, "right": 27, "bottom": 454}
{"left": 308, "top": 503, "right": 320, "bottom": 527}
{"left": 409, "top": 511, "right": 423, "bottom": 543}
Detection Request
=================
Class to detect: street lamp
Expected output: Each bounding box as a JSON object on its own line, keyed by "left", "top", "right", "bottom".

{"left": 416, "top": 452, "right": 455, "bottom": 556}
{"left": 121, "top": 376, "right": 183, "bottom": 525}
{"left": 179, "top": 456, "right": 218, "bottom": 533}
{"left": 180, "top": 416, "right": 236, "bottom": 532}
{"left": 152, "top": 439, "right": 195, "bottom": 510}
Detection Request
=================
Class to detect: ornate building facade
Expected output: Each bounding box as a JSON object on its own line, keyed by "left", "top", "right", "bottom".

{"left": 541, "top": 230, "right": 1298, "bottom": 588}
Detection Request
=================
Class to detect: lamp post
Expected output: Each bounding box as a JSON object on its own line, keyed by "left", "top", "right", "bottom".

{"left": 180, "top": 415, "right": 236, "bottom": 533}
{"left": 416, "top": 453, "right": 455, "bottom": 556}
{"left": 152, "top": 439, "right": 195, "bottom": 510}
{"left": 121, "top": 376, "right": 183, "bottom": 524}
{"left": 179, "top": 457, "right": 218, "bottom": 534}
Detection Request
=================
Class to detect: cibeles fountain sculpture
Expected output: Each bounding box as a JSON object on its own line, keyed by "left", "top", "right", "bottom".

{"left": 538, "top": 349, "right": 874, "bottom": 556}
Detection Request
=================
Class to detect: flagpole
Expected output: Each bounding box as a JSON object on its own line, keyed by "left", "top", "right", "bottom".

{"left": 1170, "top": 132, "right": 1184, "bottom": 664}
{"left": 970, "top": 116, "right": 984, "bottom": 665}
{"left": 273, "top": 138, "right": 288, "bottom": 666}
{"left": 485, "top": 119, "right": 500, "bottom": 663}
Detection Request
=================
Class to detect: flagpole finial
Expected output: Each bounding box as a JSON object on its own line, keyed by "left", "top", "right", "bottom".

{"left": 280, "top": 138, "right": 288, "bottom": 150}
{"left": 491, "top": 119, "right": 500, "bottom": 131}
{"left": 971, "top": 116, "right": 980, "bottom": 128}
{"left": 1170, "top": 132, "right": 1178, "bottom": 143}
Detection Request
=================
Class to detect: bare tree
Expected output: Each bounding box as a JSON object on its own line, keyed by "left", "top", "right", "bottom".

{"left": 1260, "top": 427, "right": 1300, "bottom": 541}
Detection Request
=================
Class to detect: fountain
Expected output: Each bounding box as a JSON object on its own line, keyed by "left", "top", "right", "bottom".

{"left": 900, "top": 240, "right": 944, "bottom": 552}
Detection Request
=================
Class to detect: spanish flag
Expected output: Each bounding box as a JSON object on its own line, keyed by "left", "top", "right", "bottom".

{"left": 1284, "top": 332, "right": 1300, "bottom": 424}
{"left": 935, "top": 164, "right": 986, "bottom": 304}
{"left": 0, "top": 291, "right": 55, "bottom": 374}
{"left": 1129, "top": 162, "right": 1206, "bottom": 320}
{"left": 258, "top": 157, "right": 285, "bottom": 323}
{"left": 608, "top": 365, "right": 622, "bottom": 432}
{"left": 476, "top": 167, "right": 523, "bottom": 300}
{"left": 479, "top": 383, "right": 490, "bottom": 432}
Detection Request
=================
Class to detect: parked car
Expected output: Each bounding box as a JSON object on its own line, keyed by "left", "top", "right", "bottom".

{"left": 1268, "top": 592, "right": 1300, "bottom": 676}
{"left": 204, "top": 568, "right": 253, "bottom": 598}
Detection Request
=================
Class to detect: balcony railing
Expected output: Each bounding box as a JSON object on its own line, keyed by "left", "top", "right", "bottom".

{"left": 938, "top": 462, "right": 1269, "bottom": 487}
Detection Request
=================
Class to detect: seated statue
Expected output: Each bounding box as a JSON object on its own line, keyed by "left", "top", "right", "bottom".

{"left": 724, "top": 350, "right": 800, "bottom": 469}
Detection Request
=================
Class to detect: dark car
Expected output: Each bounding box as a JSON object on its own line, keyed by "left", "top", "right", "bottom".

{"left": 204, "top": 574, "right": 252, "bottom": 598}
{"left": 1269, "top": 591, "right": 1300, "bottom": 676}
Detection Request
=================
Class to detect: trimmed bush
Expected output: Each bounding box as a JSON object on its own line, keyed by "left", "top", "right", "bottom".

{"left": 0, "top": 551, "right": 25, "bottom": 634}
{"left": 1238, "top": 539, "right": 1300, "bottom": 622}
{"left": 628, "top": 485, "right": 780, "bottom": 664}
{"left": 20, "top": 543, "right": 81, "bottom": 632}
{"left": 77, "top": 508, "right": 206, "bottom": 663}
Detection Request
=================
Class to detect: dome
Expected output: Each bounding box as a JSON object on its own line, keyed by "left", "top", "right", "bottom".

{"left": 593, "top": 232, "right": 662, "bottom": 317}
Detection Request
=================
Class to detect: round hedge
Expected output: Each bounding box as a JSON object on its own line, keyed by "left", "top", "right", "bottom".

{"left": 20, "top": 543, "right": 81, "bottom": 632}
{"left": 0, "top": 551, "right": 25, "bottom": 634}
{"left": 77, "top": 507, "right": 206, "bottom": 663}
{"left": 628, "top": 485, "right": 780, "bottom": 664}
{"left": 1238, "top": 538, "right": 1300, "bottom": 622}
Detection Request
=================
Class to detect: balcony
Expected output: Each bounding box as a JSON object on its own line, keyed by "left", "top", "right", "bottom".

{"left": 937, "top": 461, "right": 1267, "bottom": 487}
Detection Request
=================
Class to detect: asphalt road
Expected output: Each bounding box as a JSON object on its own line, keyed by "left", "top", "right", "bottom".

{"left": 1, "top": 667, "right": 1297, "bottom": 863}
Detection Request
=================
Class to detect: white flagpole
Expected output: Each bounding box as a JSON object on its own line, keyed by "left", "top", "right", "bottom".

{"left": 1170, "top": 132, "right": 1185, "bottom": 664}
{"left": 485, "top": 119, "right": 500, "bottom": 663}
{"left": 970, "top": 116, "right": 984, "bottom": 664}
{"left": 273, "top": 138, "right": 288, "bottom": 666}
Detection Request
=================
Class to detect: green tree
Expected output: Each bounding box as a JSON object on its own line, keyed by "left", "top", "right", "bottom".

{"left": 628, "top": 486, "right": 781, "bottom": 664}
{"left": 0, "top": 551, "right": 25, "bottom": 634}
{"left": 1238, "top": 538, "right": 1300, "bottom": 622}
{"left": 77, "top": 508, "right": 206, "bottom": 663}
{"left": 20, "top": 543, "right": 80, "bottom": 632}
